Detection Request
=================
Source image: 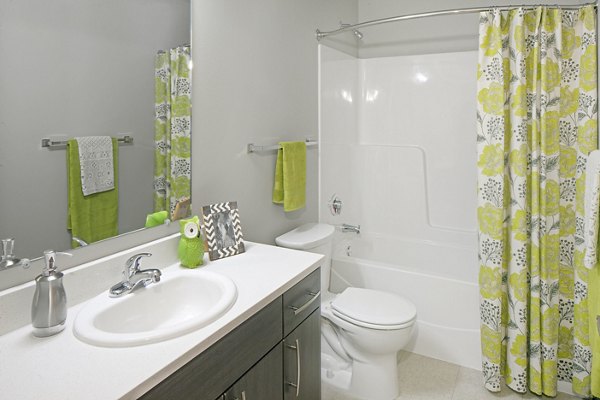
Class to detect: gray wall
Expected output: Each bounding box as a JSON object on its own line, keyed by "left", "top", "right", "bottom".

{"left": 357, "top": 0, "right": 592, "bottom": 58}
{"left": 193, "top": 0, "right": 594, "bottom": 246}
{"left": 192, "top": 0, "right": 357, "bottom": 245}
{"left": 0, "top": 0, "right": 190, "bottom": 258}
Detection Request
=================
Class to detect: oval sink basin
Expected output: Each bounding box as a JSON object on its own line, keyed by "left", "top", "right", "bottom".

{"left": 73, "top": 269, "right": 237, "bottom": 347}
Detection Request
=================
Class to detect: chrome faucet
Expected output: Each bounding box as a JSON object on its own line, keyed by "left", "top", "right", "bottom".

{"left": 109, "top": 252, "right": 161, "bottom": 297}
{"left": 341, "top": 224, "right": 361, "bottom": 234}
{"left": 72, "top": 236, "right": 88, "bottom": 247}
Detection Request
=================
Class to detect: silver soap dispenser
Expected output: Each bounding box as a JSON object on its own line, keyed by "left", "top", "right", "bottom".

{"left": 31, "top": 250, "right": 72, "bottom": 337}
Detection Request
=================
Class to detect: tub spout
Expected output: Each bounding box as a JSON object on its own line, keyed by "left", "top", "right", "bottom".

{"left": 341, "top": 224, "right": 360, "bottom": 234}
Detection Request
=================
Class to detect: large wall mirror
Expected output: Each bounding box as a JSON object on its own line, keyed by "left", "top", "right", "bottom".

{"left": 0, "top": 0, "right": 191, "bottom": 264}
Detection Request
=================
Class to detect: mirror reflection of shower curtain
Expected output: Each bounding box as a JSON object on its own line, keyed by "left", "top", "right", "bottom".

{"left": 153, "top": 45, "right": 191, "bottom": 217}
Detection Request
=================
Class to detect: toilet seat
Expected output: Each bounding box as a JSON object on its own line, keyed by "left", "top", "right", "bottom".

{"left": 330, "top": 287, "right": 417, "bottom": 330}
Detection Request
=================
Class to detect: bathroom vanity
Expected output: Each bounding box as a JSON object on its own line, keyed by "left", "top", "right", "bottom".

{"left": 0, "top": 235, "right": 323, "bottom": 400}
{"left": 142, "top": 268, "right": 321, "bottom": 400}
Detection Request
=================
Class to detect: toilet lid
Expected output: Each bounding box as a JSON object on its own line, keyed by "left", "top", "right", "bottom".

{"left": 331, "top": 287, "right": 417, "bottom": 329}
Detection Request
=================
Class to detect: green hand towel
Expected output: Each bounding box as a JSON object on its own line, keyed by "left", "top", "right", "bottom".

{"left": 272, "top": 141, "right": 306, "bottom": 212}
{"left": 67, "top": 138, "right": 119, "bottom": 247}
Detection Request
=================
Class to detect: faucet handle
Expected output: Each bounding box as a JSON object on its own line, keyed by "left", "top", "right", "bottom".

{"left": 125, "top": 253, "right": 152, "bottom": 277}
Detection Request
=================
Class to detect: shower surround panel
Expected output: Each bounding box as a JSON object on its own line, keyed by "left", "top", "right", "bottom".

{"left": 319, "top": 45, "right": 480, "bottom": 369}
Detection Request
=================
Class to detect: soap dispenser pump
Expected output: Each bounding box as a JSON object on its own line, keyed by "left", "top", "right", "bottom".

{"left": 31, "top": 250, "right": 72, "bottom": 337}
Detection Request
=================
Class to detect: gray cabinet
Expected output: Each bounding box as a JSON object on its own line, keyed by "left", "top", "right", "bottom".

{"left": 141, "top": 268, "right": 321, "bottom": 400}
{"left": 284, "top": 310, "right": 321, "bottom": 400}
{"left": 141, "top": 299, "right": 282, "bottom": 400}
{"left": 224, "top": 343, "right": 282, "bottom": 400}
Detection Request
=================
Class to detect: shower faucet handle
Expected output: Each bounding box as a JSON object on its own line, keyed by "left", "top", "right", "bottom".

{"left": 328, "top": 194, "right": 342, "bottom": 216}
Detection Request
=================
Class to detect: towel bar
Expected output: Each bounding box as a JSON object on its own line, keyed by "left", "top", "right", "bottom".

{"left": 247, "top": 138, "right": 318, "bottom": 154}
{"left": 42, "top": 135, "right": 134, "bottom": 149}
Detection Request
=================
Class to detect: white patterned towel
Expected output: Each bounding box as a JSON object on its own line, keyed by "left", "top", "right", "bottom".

{"left": 584, "top": 150, "right": 600, "bottom": 269}
{"left": 76, "top": 136, "right": 114, "bottom": 196}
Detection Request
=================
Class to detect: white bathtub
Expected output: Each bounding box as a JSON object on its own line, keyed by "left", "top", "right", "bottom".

{"left": 329, "top": 233, "right": 481, "bottom": 371}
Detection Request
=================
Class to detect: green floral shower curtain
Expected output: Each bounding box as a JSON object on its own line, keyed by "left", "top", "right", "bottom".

{"left": 154, "top": 45, "right": 192, "bottom": 215}
{"left": 477, "top": 6, "right": 597, "bottom": 397}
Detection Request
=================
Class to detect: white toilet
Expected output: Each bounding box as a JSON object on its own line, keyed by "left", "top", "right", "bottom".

{"left": 276, "top": 223, "right": 417, "bottom": 400}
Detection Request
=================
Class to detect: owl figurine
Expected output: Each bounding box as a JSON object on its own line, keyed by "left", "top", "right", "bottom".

{"left": 178, "top": 216, "right": 204, "bottom": 268}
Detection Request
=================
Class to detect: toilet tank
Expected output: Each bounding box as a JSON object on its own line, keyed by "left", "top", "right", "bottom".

{"left": 275, "top": 223, "right": 334, "bottom": 292}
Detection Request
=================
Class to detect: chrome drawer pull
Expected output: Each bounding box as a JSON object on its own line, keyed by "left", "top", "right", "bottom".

{"left": 285, "top": 339, "right": 301, "bottom": 397}
{"left": 288, "top": 291, "right": 321, "bottom": 316}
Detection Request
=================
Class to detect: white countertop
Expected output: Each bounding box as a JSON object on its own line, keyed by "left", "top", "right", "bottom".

{"left": 0, "top": 241, "right": 322, "bottom": 400}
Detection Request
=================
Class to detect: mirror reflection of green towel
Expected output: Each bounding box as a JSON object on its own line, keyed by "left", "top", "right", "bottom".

{"left": 145, "top": 210, "right": 168, "bottom": 228}
{"left": 67, "top": 138, "right": 118, "bottom": 247}
{"left": 272, "top": 141, "right": 306, "bottom": 212}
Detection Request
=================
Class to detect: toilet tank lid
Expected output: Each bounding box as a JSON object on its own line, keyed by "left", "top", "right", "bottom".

{"left": 275, "top": 223, "right": 335, "bottom": 250}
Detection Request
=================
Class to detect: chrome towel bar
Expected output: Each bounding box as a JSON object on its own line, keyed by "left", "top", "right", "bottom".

{"left": 41, "top": 135, "right": 134, "bottom": 149}
{"left": 247, "top": 138, "right": 318, "bottom": 154}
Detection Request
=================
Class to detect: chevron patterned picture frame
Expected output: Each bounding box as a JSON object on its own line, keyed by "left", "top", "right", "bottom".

{"left": 202, "top": 201, "right": 245, "bottom": 261}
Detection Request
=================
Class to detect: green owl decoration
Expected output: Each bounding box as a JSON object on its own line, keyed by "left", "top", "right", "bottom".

{"left": 178, "top": 216, "right": 204, "bottom": 268}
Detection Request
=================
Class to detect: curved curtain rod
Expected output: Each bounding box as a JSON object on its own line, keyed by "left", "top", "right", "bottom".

{"left": 315, "top": 1, "right": 598, "bottom": 40}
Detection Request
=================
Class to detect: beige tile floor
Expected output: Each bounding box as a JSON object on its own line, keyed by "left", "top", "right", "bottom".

{"left": 322, "top": 351, "right": 580, "bottom": 400}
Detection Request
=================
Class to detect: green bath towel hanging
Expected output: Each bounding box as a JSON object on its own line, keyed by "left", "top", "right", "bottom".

{"left": 273, "top": 141, "right": 306, "bottom": 212}
{"left": 67, "top": 138, "right": 119, "bottom": 247}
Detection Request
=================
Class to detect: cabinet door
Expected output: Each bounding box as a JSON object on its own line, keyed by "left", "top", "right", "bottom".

{"left": 224, "top": 342, "right": 283, "bottom": 400}
{"left": 284, "top": 309, "right": 321, "bottom": 400}
{"left": 142, "top": 298, "right": 282, "bottom": 400}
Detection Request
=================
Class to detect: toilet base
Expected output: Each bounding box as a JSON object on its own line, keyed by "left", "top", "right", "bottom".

{"left": 321, "top": 350, "right": 400, "bottom": 400}
{"left": 350, "top": 353, "right": 399, "bottom": 400}
{"left": 321, "top": 352, "right": 351, "bottom": 391}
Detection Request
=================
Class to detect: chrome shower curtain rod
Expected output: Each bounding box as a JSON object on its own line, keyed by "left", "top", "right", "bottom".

{"left": 315, "top": 1, "right": 598, "bottom": 40}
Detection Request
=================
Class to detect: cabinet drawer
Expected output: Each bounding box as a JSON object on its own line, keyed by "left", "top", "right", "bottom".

{"left": 283, "top": 268, "right": 320, "bottom": 337}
